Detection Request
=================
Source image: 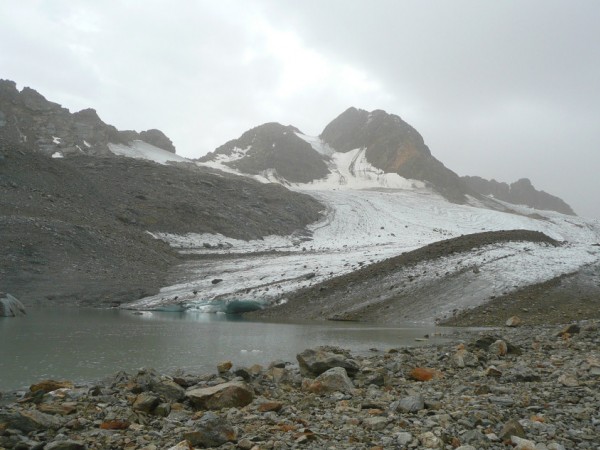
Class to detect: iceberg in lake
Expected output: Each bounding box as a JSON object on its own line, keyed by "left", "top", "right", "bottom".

{"left": 0, "top": 293, "right": 26, "bottom": 317}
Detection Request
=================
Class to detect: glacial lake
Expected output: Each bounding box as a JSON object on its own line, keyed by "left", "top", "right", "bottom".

{"left": 0, "top": 307, "right": 457, "bottom": 392}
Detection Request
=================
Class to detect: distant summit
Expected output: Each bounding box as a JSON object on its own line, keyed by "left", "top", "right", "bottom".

{"left": 462, "top": 176, "right": 575, "bottom": 215}
{"left": 321, "top": 107, "right": 467, "bottom": 202}
{"left": 0, "top": 77, "right": 574, "bottom": 215}
{"left": 201, "top": 107, "right": 467, "bottom": 202}
{"left": 0, "top": 79, "right": 175, "bottom": 157}
{"left": 199, "top": 122, "right": 329, "bottom": 183}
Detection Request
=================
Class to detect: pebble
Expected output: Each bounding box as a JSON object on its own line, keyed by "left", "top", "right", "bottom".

{"left": 1, "top": 320, "right": 598, "bottom": 449}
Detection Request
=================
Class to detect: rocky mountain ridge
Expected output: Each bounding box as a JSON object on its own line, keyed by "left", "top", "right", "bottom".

{"left": 0, "top": 80, "right": 323, "bottom": 306}
{"left": 200, "top": 106, "right": 574, "bottom": 214}
{"left": 462, "top": 176, "right": 575, "bottom": 216}
{"left": 0, "top": 79, "right": 175, "bottom": 157}
{"left": 321, "top": 107, "right": 467, "bottom": 203}
{"left": 201, "top": 122, "right": 330, "bottom": 183}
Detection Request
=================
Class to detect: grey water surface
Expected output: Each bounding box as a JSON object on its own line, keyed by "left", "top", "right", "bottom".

{"left": 0, "top": 307, "right": 455, "bottom": 391}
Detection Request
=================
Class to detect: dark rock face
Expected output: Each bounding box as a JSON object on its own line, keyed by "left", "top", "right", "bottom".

{"left": 462, "top": 176, "right": 575, "bottom": 215}
{"left": 321, "top": 107, "right": 467, "bottom": 203}
{"left": 139, "top": 129, "right": 176, "bottom": 153}
{"left": 199, "top": 122, "right": 329, "bottom": 183}
{"left": 0, "top": 145, "right": 323, "bottom": 306}
{"left": 0, "top": 79, "right": 175, "bottom": 156}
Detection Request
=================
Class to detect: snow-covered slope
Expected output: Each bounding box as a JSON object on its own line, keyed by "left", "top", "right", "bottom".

{"left": 198, "top": 133, "right": 427, "bottom": 191}
{"left": 108, "top": 140, "right": 190, "bottom": 165}
{"left": 122, "top": 161, "right": 600, "bottom": 322}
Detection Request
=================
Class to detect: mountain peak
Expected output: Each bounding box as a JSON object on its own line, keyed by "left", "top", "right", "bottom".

{"left": 0, "top": 79, "right": 176, "bottom": 157}
{"left": 199, "top": 122, "right": 329, "bottom": 183}
{"left": 461, "top": 176, "right": 575, "bottom": 215}
{"left": 321, "top": 107, "right": 463, "bottom": 202}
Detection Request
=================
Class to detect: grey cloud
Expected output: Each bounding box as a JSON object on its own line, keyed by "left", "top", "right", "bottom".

{"left": 1, "top": 0, "right": 599, "bottom": 217}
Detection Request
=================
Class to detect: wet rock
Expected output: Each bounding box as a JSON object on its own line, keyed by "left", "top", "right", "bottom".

{"left": 186, "top": 380, "right": 254, "bottom": 410}
{"left": 296, "top": 347, "right": 359, "bottom": 377}
{"left": 182, "top": 411, "right": 237, "bottom": 447}
{"left": 304, "top": 367, "right": 354, "bottom": 394}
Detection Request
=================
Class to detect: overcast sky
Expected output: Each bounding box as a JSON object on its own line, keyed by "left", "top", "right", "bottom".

{"left": 1, "top": 1, "right": 599, "bottom": 218}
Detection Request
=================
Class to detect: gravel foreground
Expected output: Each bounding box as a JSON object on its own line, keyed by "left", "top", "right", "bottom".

{"left": 1, "top": 320, "right": 599, "bottom": 450}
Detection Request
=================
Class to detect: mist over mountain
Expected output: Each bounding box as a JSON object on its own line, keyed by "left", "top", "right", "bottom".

{"left": 320, "top": 107, "right": 467, "bottom": 203}
{"left": 0, "top": 79, "right": 175, "bottom": 157}
{"left": 2, "top": 77, "right": 592, "bottom": 318}
{"left": 201, "top": 106, "right": 574, "bottom": 214}
{"left": 462, "top": 176, "right": 575, "bottom": 216}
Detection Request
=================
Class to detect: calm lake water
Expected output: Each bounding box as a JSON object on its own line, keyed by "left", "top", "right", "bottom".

{"left": 0, "top": 308, "right": 455, "bottom": 392}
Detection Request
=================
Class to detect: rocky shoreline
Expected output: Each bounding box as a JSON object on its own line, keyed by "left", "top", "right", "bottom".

{"left": 1, "top": 320, "right": 598, "bottom": 449}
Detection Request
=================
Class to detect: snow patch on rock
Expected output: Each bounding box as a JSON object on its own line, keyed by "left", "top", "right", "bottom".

{"left": 108, "top": 140, "right": 189, "bottom": 165}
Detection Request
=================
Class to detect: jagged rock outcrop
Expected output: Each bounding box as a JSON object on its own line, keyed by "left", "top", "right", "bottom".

{"left": 201, "top": 108, "right": 469, "bottom": 202}
{"left": 0, "top": 79, "right": 175, "bottom": 156}
{"left": 320, "top": 107, "right": 468, "bottom": 203}
{"left": 199, "top": 122, "right": 329, "bottom": 183}
{"left": 462, "top": 176, "right": 575, "bottom": 215}
{"left": 138, "top": 129, "right": 175, "bottom": 153}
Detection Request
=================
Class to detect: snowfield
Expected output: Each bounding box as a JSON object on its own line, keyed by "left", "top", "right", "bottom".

{"left": 120, "top": 135, "right": 600, "bottom": 323}
{"left": 108, "top": 140, "right": 190, "bottom": 165}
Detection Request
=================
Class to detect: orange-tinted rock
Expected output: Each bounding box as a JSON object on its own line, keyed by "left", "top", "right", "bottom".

{"left": 100, "top": 419, "right": 131, "bottom": 430}
{"left": 217, "top": 360, "right": 232, "bottom": 374}
{"left": 30, "top": 380, "right": 73, "bottom": 393}
{"left": 408, "top": 367, "right": 443, "bottom": 382}
{"left": 489, "top": 340, "right": 508, "bottom": 357}
{"left": 506, "top": 315, "right": 523, "bottom": 327}
{"left": 186, "top": 380, "right": 254, "bottom": 410}
{"left": 258, "top": 401, "right": 283, "bottom": 412}
{"left": 37, "top": 403, "right": 77, "bottom": 416}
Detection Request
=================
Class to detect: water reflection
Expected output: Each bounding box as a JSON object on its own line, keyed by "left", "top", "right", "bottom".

{"left": 0, "top": 307, "right": 455, "bottom": 391}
